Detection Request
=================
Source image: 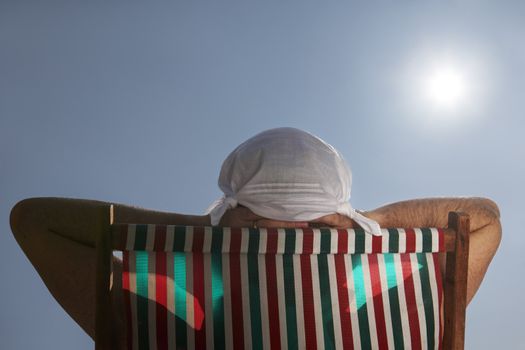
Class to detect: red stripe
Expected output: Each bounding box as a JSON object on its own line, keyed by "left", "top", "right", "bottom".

{"left": 302, "top": 228, "right": 314, "bottom": 254}
{"left": 266, "top": 228, "right": 279, "bottom": 252}
{"left": 230, "top": 227, "right": 242, "bottom": 252}
{"left": 432, "top": 253, "right": 444, "bottom": 349}
{"left": 155, "top": 252, "right": 168, "bottom": 350}
{"left": 401, "top": 254, "right": 422, "bottom": 349}
{"left": 372, "top": 235, "right": 382, "bottom": 253}
{"left": 192, "top": 227, "right": 206, "bottom": 348}
{"left": 153, "top": 225, "right": 166, "bottom": 252}
{"left": 438, "top": 228, "right": 445, "bottom": 252}
{"left": 337, "top": 229, "right": 348, "bottom": 253}
{"left": 230, "top": 229, "right": 241, "bottom": 253}
{"left": 334, "top": 254, "right": 353, "bottom": 348}
{"left": 122, "top": 252, "right": 133, "bottom": 350}
{"left": 405, "top": 229, "right": 416, "bottom": 252}
{"left": 300, "top": 254, "right": 317, "bottom": 350}
{"left": 229, "top": 228, "right": 245, "bottom": 350}
{"left": 367, "top": 254, "right": 388, "bottom": 349}
{"left": 265, "top": 229, "right": 281, "bottom": 349}
{"left": 192, "top": 227, "right": 204, "bottom": 253}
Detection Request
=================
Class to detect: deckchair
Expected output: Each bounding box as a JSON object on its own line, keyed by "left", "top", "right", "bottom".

{"left": 95, "top": 207, "right": 469, "bottom": 349}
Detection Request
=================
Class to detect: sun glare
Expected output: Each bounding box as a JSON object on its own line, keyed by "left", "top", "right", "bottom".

{"left": 400, "top": 48, "right": 491, "bottom": 126}
{"left": 424, "top": 65, "right": 468, "bottom": 109}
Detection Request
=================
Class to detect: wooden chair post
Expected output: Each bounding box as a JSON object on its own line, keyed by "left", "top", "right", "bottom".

{"left": 443, "top": 212, "right": 470, "bottom": 349}
{"left": 95, "top": 204, "right": 115, "bottom": 350}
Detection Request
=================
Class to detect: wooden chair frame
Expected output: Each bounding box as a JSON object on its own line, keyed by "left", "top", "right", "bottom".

{"left": 94, "top": 207, "right": 469, "bottom": 349}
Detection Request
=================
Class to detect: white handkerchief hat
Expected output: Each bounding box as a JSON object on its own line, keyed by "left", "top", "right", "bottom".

{"left": 206, "top": 127, "right": 382, "bottom": 235}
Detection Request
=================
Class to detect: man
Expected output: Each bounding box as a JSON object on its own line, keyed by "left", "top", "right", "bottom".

{"left": 9, "top": 128, "right": 501, "bottom": 345}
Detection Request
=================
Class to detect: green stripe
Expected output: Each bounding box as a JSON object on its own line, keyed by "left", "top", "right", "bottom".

{"left": 421, "top": 228, "right": 433, "bottom": 252}
{"left": 351, "top": 254, "right": 371, "bottom": 350}
{"left": 211, "top": 227, "right": 223, "bottom": 253}
{"left": 354, "top": 229, "right": 365, "bottom": 253}
{"left": 248, "top": 230, "right": 262, "bottom": 350}
{"left": 283, "top": 255, "right": 298, "bottom": 349}
{"left": 135, "top": 251, "right": 149, "bottom": 349}
{"left": 173, "top": 226, "right": 186, "bottom": 252}
{"left": 417, "top": 253, "right": 435, "bottom": 349}
{"left": 135, "top": 225, "right": 147, "bottom": 250}
{"left": 211, "top": 253, "right": 225, "bottom": 348}
{"left": 173, "top": 252, "right": 187, "bottom": 348}
{"left": 318, "top": 254, "right": 335, "bottom": 349}
{"left": 283, "top": 231, "right": 298, "bottom": 349}
{"left": 320, "top": 229, "right": 331, "bottom": 253}
{"left": 285, "top": 228, "right": 296, "bottom": 253}
{"left": 388, "top": 229, "right": 399, "bottom": 253}
{"left": 248, "top": 227, "right": 260, "bottom": 253}
{"left": 384, "top": 253, "right": 404, "bottom": 349}
{"left": 210, "top": 227, "right": 225, "bottom": 347}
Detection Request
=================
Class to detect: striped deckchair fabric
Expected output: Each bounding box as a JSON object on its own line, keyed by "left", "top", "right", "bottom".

{"left": 94, "top": 210, "right": 469, "bottom": 350}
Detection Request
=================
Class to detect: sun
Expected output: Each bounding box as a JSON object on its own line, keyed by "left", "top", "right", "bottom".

{"left": 424, "top": 66, "right": 467, "bottom": 109}
{"left": 400, "top": 48, "right": 489, "bottom": 124}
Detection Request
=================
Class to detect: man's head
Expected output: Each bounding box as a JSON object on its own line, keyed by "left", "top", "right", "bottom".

{"left": 207, "top": 127, "right": 381, "bottom": 235}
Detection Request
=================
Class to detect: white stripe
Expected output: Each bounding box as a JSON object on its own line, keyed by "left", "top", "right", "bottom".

{"left": 166, "top": 253, "right": 176, "bottom": 350}
{"left": 382, "top": 230, "right": 390, "bottom": 253}
{"left": 398, "top": 229, "right": 407, "bottom": 253}
{"left": 327, "top": 255, "right": 343, "bottom": 349}
{"left": 347, "top": 230, "right": 356, "bottom": 254}
{"left": 431, "top": 228, "right": 439, "bottom": 252}
{"left": 222, "top": 253, "right": 233, "bottom": 350}
{"left": 361, "top": 255, "right": 379, "bottom": 349}
{"left": 184, "top": 226, "right": 193, "bottom": 253}
{"left": 310, "top": 256, "right": 325, "bottom": 349}
{"left": 293, "top": 254, "right": 305, "bottom": 349}
{"left": 128, "top": 252, "right": 139, "bottom": 350}
{"left": 203, "top": 227, "right": 212, "bottom": 253}
{"left": 241, "top": 228, "right": 250, "bottom": 253}
{"left": 258, "top": 255, "right": 270, "bottom": 350}
{"left": 204, "top": 254, "right": 214, "bottom": 350}
{"left": 126, "top": 225, "right": 136, "bottom": 251}
{"left": 295, "top": 229, "right": 304, "bottom": 254}
{"left": 330, "top": 230, "right": 338, "bottom": 254}
{"left": 411, "top": 253, "right": 428, "bottom": 349}
{"left": 259, "top": 228, "right": 268, "bottom": 254}
{"left": 186, "top": 252, "right": 195, "bottom": 350}
{"left": 148, "top": 252, "right": 157, "bottom": 350}
{"left": 427, "top": 253, "right": 441, "bottom": 349}
{"left": 393, "top": 254, "right": 411, "bottom": 349}
{"left": 240, "top": 254, "right": 252, "bottom": 350}
{"left": 146, "top": 225, "right": 155, "bottom": 251}
{"left": 277, "top": 228, "right": 286, "bottom": 254}
{"left": 165, "top": 226, "right": 175, "bottom": 252}
{"left": 377, "top": 254, "right": 395, "bottom": 349}
{"left": 345, "top": 255, "right": 361, "bottom": 349}
{"left": 312, "top": 230, "right": 321, "bottom": 254}
{"left": 275, "top": 254, "right": 288, "bottom": 349}
{"left": 415, "top": 229, "right": 423, "bottom": 252}
{"left": 364, "top": 232, "right": 372, "bottom": 253}
{"left": 222, "top": 227, "right": 231, "bottom": 253}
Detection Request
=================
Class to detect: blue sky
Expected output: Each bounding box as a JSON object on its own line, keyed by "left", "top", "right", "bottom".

{"left": 1, "top": 1, "right": 524, "bottom": 348}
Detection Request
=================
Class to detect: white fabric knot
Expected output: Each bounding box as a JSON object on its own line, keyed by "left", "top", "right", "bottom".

{"left": 207, "top": 196, "right": 238, "bottom": 225}
{"left": 337, "top": 202, "right": 382, "bottom": 236}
